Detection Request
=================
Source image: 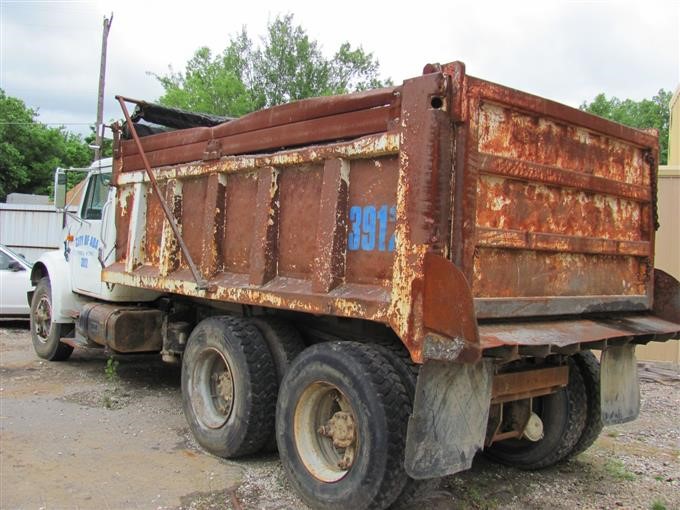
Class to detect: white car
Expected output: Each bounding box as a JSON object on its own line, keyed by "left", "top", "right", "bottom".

{"left": 0, "top": 245, "right": 34, "bottom": 318}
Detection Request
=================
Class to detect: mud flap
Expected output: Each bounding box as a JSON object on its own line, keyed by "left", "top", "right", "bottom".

{"left": 404, "top": 359, "right": 493, "bottom": 479}
{"left": 600, "top": 344, "right": 640, "bottom": 425}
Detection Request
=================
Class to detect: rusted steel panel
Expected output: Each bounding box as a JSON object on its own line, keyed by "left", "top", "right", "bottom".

{"left": 115, "top": 133, "right": 401, "bottom": 186}
{"left": 491, "top": 366, "right": 568, "bottom": 404}
{"left": 476, "top": 176, "right": 646, "bottom": 241}
{"left": 312, "top": 159, "right": 350, "bottom": 293}
{"left": 143, "top": 183, "right": 166, "bottom": 266}
{"left": 115, "top": 187, "right": 132, "bottom": 262}
{"left": 464, "top": 73, "right": 656, "bottom": 317}
{"left": 388, "top": 72, "right": 463, "bottom": 362}
{"left": 198, "top": 173, "right": 224, "bottom": 279}
{"left": 476, "top": 102, "right": 649, "bottom": 186}
{"left": 177, "top": 178, "right": 208, "bottom": 270}
{"left": 121, "top": 127, "right": 212, "bottom": 156}
{"left": 344, "top": 157, "right": 399, "bottom": 286}
{"left": 221, "top": 173, "right": 258, "bottom": 274}
{"left": 476, "top": 228, "right": 650, "bottom": 257}
{"left": 249, "top": 167, "right": 280, "bottom": 286}
{"left": 478, "top": 155, "right": 651, "bottom": 202}
{"left": 653, "top": 269, "right": 680, "bottom": 324}
{"left": 479, "top": 315, "right": 680, "bottom": 351}
{"left": 211, "top": 86, "right": 399, "bottom": 138}
{"left": 468, "top": 77, "right": 657, "bottom": 149}
{"left": 473, "top": 249, "right": 648, "bottom": 298}
{"left": 158, "top": 179, "right": 182, "bottom": 277}
{"left": 278, "top": 165, "right": 324, "bottom": 279}
{"left": 121, "top": 105, "right": 395, "bottom": 172}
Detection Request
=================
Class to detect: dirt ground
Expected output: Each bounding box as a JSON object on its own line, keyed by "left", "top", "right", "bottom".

{"left": 0, "top": 321, "right": 678, "bottom": 510}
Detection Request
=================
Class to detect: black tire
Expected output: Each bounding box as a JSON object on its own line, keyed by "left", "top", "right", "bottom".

{"left": 485, "top": 358, "right": 587, "bottom": 470}
{"left": 371, "top": 345, "right": 440, "bottom": 509}
{"left": 251, "top": 317, "right": 305, "bottom": 451}
{"left": 251, "top": 317, "right": 305, "bottom": 383}
{"left": 30, "top": 277, "right": 73, "bottom": 361}
{"left": 570, "top": 351, "right": 603, "bottom": 456}
{"left": 181, "top": 316, "right": 277, "bottom": 458}
{"left": 276, "top": 341, "right": 410, "bottom": 510}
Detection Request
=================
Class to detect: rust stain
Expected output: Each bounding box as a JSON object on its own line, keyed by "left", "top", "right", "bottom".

{"left": 476, "top": 175, "right": 644, "bottom": 241}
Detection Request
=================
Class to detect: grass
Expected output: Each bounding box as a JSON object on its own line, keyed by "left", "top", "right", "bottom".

{"left": 102, "top": 355, "right": 121, "bottom": 409}
{"left": 604, "top": 459, "right": 636, "bottom": 481}
{"left": 650, "top": 500, "right": 667, "bottom": 510}
{"left": 463, "top": 485, "right": 499, "bottom": 510}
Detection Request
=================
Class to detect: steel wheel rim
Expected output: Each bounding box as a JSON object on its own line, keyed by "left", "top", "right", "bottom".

{"left": 34, "top": 296, "right": 52, "bottom": 344}
{"left": 294, "top": 382, "right": 358, "bottom": 483}
{"left": 191, "top": 347, "right": 235, "bottom": 429}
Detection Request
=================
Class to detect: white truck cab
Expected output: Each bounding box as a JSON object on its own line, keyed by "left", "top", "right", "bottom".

{"left": 29, "top": 159, "right": 158, "bottom": 332}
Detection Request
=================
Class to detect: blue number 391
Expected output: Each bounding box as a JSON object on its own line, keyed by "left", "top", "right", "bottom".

{"left": 348, "top": 205, "right": 396, "bottom": 252}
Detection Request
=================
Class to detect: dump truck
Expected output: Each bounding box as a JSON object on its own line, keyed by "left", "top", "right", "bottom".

{"left": 30, "top": 60, "right": 680, "bottom": 510}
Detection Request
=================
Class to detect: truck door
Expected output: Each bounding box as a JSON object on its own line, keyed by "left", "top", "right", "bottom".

{"left": 69, "top": 172, "right": 111, "bottom": 296}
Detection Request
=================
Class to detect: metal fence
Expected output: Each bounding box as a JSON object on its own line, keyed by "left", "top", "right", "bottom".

{"left": 0, "top": 203, "right": 75, "bottom": 262}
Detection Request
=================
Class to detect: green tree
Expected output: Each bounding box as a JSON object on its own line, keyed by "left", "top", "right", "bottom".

{"left": 155, "top": 14, "right": 390, "bottom": 116}
{"left": 580, "top": 89, "right": 672, "bottom": 164}
{"left": 0, "top": 90, "right": 93, "bottom": 201}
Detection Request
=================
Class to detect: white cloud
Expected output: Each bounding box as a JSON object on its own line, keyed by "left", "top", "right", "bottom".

{"left": 1, "top": 0, "right": 678, "bottom": 137}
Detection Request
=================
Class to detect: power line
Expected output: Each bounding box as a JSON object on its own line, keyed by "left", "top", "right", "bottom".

{"left": 0, "top": 122, "right": 95, "bottom": 125}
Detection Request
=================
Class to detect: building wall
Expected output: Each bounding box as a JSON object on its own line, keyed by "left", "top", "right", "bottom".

{"left": 637, "top": 84, "right": 680, "bottom": 364}
{"left": 0, "top": 204, "right": 75, "bottom": 262}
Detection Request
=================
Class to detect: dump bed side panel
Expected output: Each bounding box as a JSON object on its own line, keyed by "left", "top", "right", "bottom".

{"left": 462, "top": 77, "right": 658, "bottom": 319}
{"left": 105, "top": 133, "right": 402, "bottom": 324}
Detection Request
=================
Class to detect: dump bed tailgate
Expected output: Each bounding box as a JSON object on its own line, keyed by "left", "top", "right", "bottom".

{"left": 457, "top": 75, "right": 657, "bottom": 319}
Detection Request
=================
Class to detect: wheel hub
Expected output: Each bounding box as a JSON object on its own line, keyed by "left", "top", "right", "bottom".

{"left": 34, "top": 296, "right": 52, "bottom": 341}
{"left": 213, "top": 370, "right": 234, "bottom": 415}
{"left": 294, "top": 383, "right": 359, "bottom": 482}
{"left": 191, "top": 348, "right": 235, "bottom": 429}
{"left": 318, "top": 410, "right": 356, "bottom": 470}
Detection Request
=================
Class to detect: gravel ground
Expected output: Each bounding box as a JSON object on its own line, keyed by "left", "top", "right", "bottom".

{"left": 0, "top": 321, "right": 678, "bottom": 510}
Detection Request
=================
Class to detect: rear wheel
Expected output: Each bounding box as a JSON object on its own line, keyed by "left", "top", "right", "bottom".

{"left": 276, "top": 341, "right": 410, "bottom": 510}
{"left": 251, "top": 317, "right": 305, "bottom": 451}
{"left": 569, "top": 351, "right": 603, "bottom": 456}
{"left": 30, "top": 277, "right": 73, "bottom": 361}
{"left": 485, "top": 358, "right": 587, "bottom": 470}
{"left": 181, "top": 316, "right": 277, "bottom": 458}
{"left": 372, "top": 344, "right": 440, "bottom": 509}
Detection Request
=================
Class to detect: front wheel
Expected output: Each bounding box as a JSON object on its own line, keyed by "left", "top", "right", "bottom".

{"left": 276, "top": 341, "right": 410, "bottom": 510}
{"left": 30, "top": 277, "right": 73, "bottom": 361}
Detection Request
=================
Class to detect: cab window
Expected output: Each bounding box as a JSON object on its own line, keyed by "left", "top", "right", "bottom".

{"left": 81, "top": 173, "right": 111, "bottom": 220}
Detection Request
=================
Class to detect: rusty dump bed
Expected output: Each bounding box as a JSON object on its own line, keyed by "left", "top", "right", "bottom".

{"left": 105, "top": 60, "right": 680, "bottom": 363}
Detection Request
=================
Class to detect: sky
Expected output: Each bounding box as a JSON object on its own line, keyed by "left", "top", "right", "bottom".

{"left": 1, "top": 0, "right": 679, "bottom": 137}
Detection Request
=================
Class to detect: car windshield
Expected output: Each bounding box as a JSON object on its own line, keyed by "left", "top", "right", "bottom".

{"left": 1, "top": 246, "right": 33, "bottom": 268}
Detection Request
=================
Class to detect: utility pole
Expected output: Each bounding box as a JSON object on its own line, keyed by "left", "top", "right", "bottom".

{"left": 94, "top": 13, "right": 113, "bottom": 162}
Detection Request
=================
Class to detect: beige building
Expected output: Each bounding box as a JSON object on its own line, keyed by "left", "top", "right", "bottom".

{"left": 638, "top": 85, "right": 680, "bottom": 363}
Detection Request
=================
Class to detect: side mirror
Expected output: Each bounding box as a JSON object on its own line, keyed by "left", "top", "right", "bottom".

{"left": 54, "top": 168, "right": 67, "bottom": 210}
{"left": 8, "top": 261, "right": 25, "bottom": 272}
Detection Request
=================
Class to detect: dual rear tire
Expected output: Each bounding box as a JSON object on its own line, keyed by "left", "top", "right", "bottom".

{"left": 182, "top": 316, "right": 604, "bottom": 509}
{"left": 181, "top": 319, "right": 414, "bottom": 510}
{"left": 485, "top": 351, "right": 603, "bottom": 469}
